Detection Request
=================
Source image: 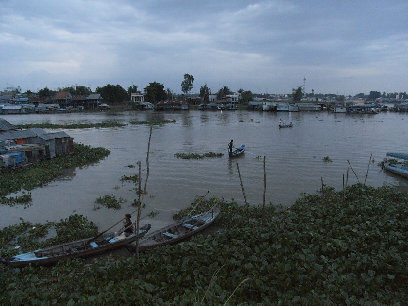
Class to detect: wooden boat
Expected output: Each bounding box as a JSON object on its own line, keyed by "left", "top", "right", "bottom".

{"left": 279, "top": 122, "right": 293, "bottom": 128}
{"left": 135, "top": 205, "right": 220, "bottom": 252}
{"left": 1, "top": 224, "right": 151, "bottom": 268}
{"left": 384, "top": 152, "right": 408, "bottom": 179}
{"left": 229, "top": 145, "right": 246, "bottom": 158}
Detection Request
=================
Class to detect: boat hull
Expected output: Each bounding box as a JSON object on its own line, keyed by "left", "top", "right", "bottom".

{"left": 2, "top": 224, "right": 151, "bottom": 267}
{"left": 135, "top": 206, "right": 220, "bottom": 252}
{"left": 384, "top": 163, "right": 408, "bottom": 179}
{"left": 229, "top": 145, "right": 245, "bottom": 158}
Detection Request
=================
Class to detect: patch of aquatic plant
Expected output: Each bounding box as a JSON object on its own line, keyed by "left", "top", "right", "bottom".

{"left": 2, "top": 185, "right": 408, "bottom": 304}
{"left": 120, "top": 174, "right": 138, "bottom": 184}
{"left": 94, "top": 194, "right": 125, "bottom": 210}
{"left": 146, "top": 210, "right": 159, "bottom": 218}
{"left": 322, "top": 155, "right": 333, "bottom": 162}
{"left": 129, "top": 119, "right": 176, "bottom": 125}
{"left": 0, "top": 192, "right": 32, "bottom": 207}
{"left": 15, "top": 122, "right": 126, "bottom": 129}
{"left": 0, "top": 214, "right": 97, "bottom": 258}
{"left": 0, "top": 143, "right": 110, "bottom": 198}
{"left": 127, "top": 164, "right": 135, "bottom": 168}
{"left": 174, "top": 152, "right": 224, "bottom": 159}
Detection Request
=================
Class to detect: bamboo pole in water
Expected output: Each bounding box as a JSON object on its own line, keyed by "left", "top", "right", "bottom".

{"left": 262, "top": 156, "right": 266, "bottom": 219}
{"left": 135, "top": 161, "right": 142, "bottom": 258}
{"left": 347, "top": 160, "right": 360, "bottom": 184}
{"left": 364, "top": 153, "right": 373, "bottom": 186}
{"left": 143, "top": 125, "right": 153, "bottom": 194}
{"left": 236, "top": 162, "right": 248, "bottom": 209}
{"left": 346, "top": 167, "right": 350, "bottom": 188}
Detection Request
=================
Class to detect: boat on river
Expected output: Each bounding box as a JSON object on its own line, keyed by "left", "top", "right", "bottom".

{"left": 134, "top": 205, "right": 220, "bottom": 252}
{"left": 279, "top": 122, "right": 293, "bottom": 128}
{"left": 1, "top": 224, "right": 151, "bottom": 268}
{"left": 229, "top": 145, "right": 246, "bottom": 158}
{"left": 384, "top": 152, "right": 408, "bottom": 179}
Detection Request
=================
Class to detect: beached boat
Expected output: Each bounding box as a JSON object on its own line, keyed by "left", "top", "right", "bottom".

{"left": 279, "top": 122, "right": 293, "bottom": 128}
{"left": 384, "top": 152, "right": 408, "bottom": 179}
{"left": 1, "top": 224, "right": 151, "bottom": 268}
{"left": 135, "top": 205, "right": 220, "bottom": 251}
{"left": 229, "top": 145, "right": 246, "bottom": 158}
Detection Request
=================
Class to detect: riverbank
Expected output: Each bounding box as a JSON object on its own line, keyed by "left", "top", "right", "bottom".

{"left": 1, "top": 184, "right": 407, "bottom": 304}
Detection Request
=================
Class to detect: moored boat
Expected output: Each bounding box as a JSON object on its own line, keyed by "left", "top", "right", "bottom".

{"left": 279, "top": 122, "right": 293, "bottom": 128}
{"left": 1, "top": 224, "right": 151, "bottom": 268}
{"left": 384, "top": 152, "right": 408, "bottom": 179}
{"left": 135, "top": 205, "right": 220, "bottom": 251}
{"left": 229, "top": 145, "right": 246, "bottom": 158}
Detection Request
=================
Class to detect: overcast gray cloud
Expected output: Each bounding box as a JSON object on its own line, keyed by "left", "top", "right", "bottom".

{"left": 0, "top": 0, "right": 407, "bottom": 95}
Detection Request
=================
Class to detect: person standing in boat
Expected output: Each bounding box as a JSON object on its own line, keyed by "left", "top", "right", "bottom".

{"left": 122, "top": 214, "right": 134, "bottom": 236}
{"left": 228, "top": 139, "right": 234, "bottom": 155}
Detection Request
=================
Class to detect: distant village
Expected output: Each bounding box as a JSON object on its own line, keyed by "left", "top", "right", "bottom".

{"left": 0, "top": 118, "right": 73, "bottom": 169}
{"left": 1, "top": 85, "right": 408, "bottom": 114}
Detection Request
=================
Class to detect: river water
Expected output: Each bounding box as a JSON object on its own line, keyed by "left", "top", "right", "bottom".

{"left": 1, "top": 110, "right": 408, "bottom": 230}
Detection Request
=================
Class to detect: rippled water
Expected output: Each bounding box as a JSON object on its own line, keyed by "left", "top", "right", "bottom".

{"left": 1, "top": 110, "right": 408, "bottom": 230}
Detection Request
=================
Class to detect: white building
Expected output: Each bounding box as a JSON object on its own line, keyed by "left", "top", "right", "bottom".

{"left": 130, "top": 92, "right": 144, "bottom": 103}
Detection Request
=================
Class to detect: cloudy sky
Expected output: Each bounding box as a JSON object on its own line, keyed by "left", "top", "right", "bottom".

{"left": 1, "top": 0, "right": 407, "bottom": 95}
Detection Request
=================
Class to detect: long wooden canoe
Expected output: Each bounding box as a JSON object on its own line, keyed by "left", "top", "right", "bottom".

{"left": 1, "top": 224, "right": 151, "bottom": 268}
{"left": 135, "top": 205, "right": 220, "bottom": 252}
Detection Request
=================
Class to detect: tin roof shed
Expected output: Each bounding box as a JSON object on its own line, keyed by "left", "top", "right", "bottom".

{"left": 0, "top": 118, "right": 15, "bottom": 131}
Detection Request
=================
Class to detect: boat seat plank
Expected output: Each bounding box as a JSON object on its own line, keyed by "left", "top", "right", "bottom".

{"left": 183, "top": 223, "right": 198, "bottom": 230}
{"left": 163, "top": 231, "right": 178, "bottom": 239}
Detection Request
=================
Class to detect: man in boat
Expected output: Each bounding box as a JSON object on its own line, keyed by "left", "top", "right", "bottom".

{"left": 228, "top": 139, "right": 234, "bottom": 155}
{"left": 122, "top": 214, "right": 134, "bottom": 237}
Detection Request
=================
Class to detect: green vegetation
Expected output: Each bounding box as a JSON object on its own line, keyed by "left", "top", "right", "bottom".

{"left": 0, "top": 192, "right": 32, "bottom": 207}
{"left": 1, "top": 184, "right": 408, "bottom": 304}
{"left": 323, "top": 155, "right": 333, "bottom": 162}
{"left": 0, "top": 214, "right": 97, "bottom": 258}
{"left": 174, "top": 152, "right": 224, "bottom": 159}
{"left": 94, "top": 195, "right": 125, "bottom": 210}
{"left": 129, "top": 119, "right": 176, "bottom": 125}
{"left": 15, "top": 122, "right": 126, "bottom": 129}
{"left": 120, "top": 174, "right": 138, "bottom": 184}
{"left": 0, "top": 144, "right": 110, "bottom": 198}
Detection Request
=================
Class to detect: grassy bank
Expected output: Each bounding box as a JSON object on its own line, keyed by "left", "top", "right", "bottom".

{"left": 1, "top": 184, "right": 408, "bottom": 304}
{"left": 0, "top": 143, "right": 110, "bottom": 200}
{"left": 15, "top": 122, "right": 126, "bottom": 129}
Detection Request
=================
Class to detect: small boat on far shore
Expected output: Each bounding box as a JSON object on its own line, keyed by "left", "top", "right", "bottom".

{"left": 279, "top": 122, "right": 293, "bottom": 128}
{"left": 229, "top": 145, "right": 246, "bottom": 158}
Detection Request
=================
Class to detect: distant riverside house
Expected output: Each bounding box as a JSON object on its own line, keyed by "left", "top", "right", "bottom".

{"left": 130, "top": 92, "right": 144, "bottom": 103}
{"left": 0, "top": 93, "right": 12, "bottom": 103}
{"left": 86, "top": 93, "right": 102, "bottom": 109}
{"left": 53, "top": 91, "right": 72, "bottom": 107}
{"left": 72, "top": 95, "right": 87, "bottom": 108}
{"left": 225, "top": 93, "right": 239, "bottom": 104}
{"left": 0, "top": 104, "right": 23, "bottom": 114}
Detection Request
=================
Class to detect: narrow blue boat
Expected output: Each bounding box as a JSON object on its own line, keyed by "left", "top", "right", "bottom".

{"left": 384, "top": 152, "right": 408, "bottom": 179}
{"left": 229, "top": 145, "right": 245, "bottom": 158}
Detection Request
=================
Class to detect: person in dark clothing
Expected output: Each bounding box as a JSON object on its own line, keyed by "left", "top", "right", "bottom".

{"left": 228, "top": 139, "right": 234, "bottom": 154}
{"left": 122, "top": 214, "right": 134, "bottom": 236}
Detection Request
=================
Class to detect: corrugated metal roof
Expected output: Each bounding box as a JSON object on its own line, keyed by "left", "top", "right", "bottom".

{"left": 0, "top": 129, "right": 37, "bottom": 141}
{"left": 39, "top": 131, "right": 71, "bottom": 140}
{"left": 87, "top": 94, "right": 101, "bottom": 100}
{"left": 0, "top": 118, "right": 15, "bottom": 131}
{"left": 30, "top": 128, "right": 47, "bottom": 136}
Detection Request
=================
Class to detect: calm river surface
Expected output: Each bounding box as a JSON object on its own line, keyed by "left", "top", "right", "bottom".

{"left": 1, "top": 110, "right": 408, "bottom": 230}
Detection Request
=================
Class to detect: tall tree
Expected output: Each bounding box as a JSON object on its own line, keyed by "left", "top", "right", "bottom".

{"left": 240, "top": 90, "right": 253, "bottom": 103}
{"left": 292, "top": 86, "right": 303, "bottom": 102}
{"left": 144, "top": 82, "right": 167, "bottom": 103}
{"left": 38, "top": 87, "right": 53, "bottom": 99}
{"left": 181, "top": 74, "right": 194, "bottom": 96}
{"left": 166, "top": 88, "right": 174, "bottom": 101}
{"left": 128, "top": 85, "right": 138, "bottom": 97}
{"left": 217, "top": 86, "right": 232, "bottom": 100}
{"left": 199, "top": 84, "right": 211, "bottom": 103}
{"left": 96, "top": 84, "right": 128, "bottom": 103}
